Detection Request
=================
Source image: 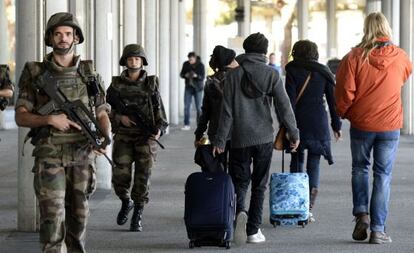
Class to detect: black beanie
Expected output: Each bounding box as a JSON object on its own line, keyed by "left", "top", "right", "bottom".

{"left": 210, "top": 45, "right": 236, "bottom": 71}
{"left": 243, "top": 32, "right": 268, "bottom": 55}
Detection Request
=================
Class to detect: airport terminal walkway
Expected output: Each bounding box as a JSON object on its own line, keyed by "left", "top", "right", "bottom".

{"left": 1, "top": 123, "right": 414, "bottom": 253}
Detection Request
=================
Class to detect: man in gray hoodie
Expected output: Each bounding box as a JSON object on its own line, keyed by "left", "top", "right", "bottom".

{"left": 213, "top": 33, "right": 299, "bottom": 244}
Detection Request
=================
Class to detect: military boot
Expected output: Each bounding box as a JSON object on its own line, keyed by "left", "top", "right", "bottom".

{"left": 130, "top": 204, "right": 144, "bottom": 232}
{"left": 117, "top": 198, "right": 134, "bottom": 225}
{"left": 309, "top": 188, "right": 318, "bottom": 223}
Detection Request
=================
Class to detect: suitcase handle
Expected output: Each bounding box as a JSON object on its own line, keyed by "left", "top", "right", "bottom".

{"left": 281, "top": 150, "right": 299, "bottom": 173}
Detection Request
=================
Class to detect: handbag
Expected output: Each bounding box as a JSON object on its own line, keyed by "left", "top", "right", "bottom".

{"left": 274, "top": 73, "right": 312, "bottom": 150}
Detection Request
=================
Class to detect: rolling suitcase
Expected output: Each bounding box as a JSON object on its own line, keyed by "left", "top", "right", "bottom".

{"left": 184, "top": 171, "right": 235, "bottom": 249}
{"left": 269, "top": 151, "right": 309, "bottom": 227}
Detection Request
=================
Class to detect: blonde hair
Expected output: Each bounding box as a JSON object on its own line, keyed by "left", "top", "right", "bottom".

{"left": 356, "top": 12, "right": 392, "bottom": 59}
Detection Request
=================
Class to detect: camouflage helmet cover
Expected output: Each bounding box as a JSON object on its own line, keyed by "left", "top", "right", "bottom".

{"left": 44, "top": 12, "right": 84, "bottom": 46}
{"left": 119, "top": 44, "right": 148, "bottom": 66}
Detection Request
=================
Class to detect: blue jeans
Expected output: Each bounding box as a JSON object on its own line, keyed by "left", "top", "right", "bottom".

{"left": 350, "top": 127, "right": 400, "bottom": 232}
{"left": 184, "top": 86, "right": 202, "bottom": 126}
{"left": 290, "top": 150, "right": 321, "bottom": 190}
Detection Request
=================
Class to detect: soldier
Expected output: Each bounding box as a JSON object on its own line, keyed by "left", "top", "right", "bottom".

{"left": 106, "top": 44, "right": 168, "bottom": 232}
{"left": 15, "top": 12, "right": 111, "bottom": 253}
{"left": 0, "top": 64, "right": 14, "bottom": 111}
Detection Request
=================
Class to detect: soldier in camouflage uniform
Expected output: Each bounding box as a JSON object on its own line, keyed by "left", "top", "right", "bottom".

{"left": 106, "top": 44, "right": 168, "bottom": 232}
{"left": 15, "top": 12, "right": 111, "bottom": 253}
{"left": 0, "top": 64, "right": 14, "bottom": 110}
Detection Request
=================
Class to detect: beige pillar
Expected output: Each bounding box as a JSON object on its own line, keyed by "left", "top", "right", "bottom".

{"left": 170, "top": 0, "right": 180, "bottom": 125}
{"left": 16, "top": 0, "right": 43, "bottom": 232}
{"left": 94, "top": 0, "right": 113, "bottom": 189}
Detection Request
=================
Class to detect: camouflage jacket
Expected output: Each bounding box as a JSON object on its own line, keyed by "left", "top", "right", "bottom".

{"left": 0, "top": 64, "right": 14, "bottom": 91}
{"left": 107, "top": 70, "right": 168, "bottom": 138}
{"left": 15, "top": 53, "right": 109, "bottom": 157}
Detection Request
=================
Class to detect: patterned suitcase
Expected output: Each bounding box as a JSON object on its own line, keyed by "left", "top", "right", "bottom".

{"left": 269, "top": 152, "right": 309, "bottom": 227}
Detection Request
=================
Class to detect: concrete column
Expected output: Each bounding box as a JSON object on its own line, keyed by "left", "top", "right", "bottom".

{"left": 326, "top": 0, "right": 337, "bottom": 58}
{"left": 16, "top": 0, "right": 43, "bottom": 232}
{"left": 297, "top": 0, "right": 309, "bottom": 40}
{"left": 193, "top": 0, "right": 208, "bottom": 66}
{"left": 45, "top": 0, "right": 68, "bottom": 54}
{"left": 178, "top": 0, "right": 186, "bottom": 118}
{"left": 112, "top": 0, "right": 120, "bottom": 75}
{"left": 0, "top": 0, "right": 9, "bottom": 129}
{"left": 381, "top": 0, "right": 392, "bottom": 21}
{"left": 94, "top": 0, "right": 113, "bottom": 189}
{"left": 169, "top": 0, "right": 179, "bottom": 125}
{"left": 0, "top": 0, "right": 9, "bottom": 63}
{"left": 391, "top": 0, "right": 400, "bottom": 45}
{"left": 137, "top": 0, "right": 144, "bottom": 46}
{"left": 235, "top": 0, "right": 251, "bottom": 38}
{"left": 159, "top": 0, "right": 170, "bottom": 122}
{"left": 365, "top": 0, "right": 381, "bottom": 14}
{"left": 144, "top": 0, "right": 158, "bottom": 75}
{"left": 123, "top": 0, "right": 138, "bottom": 45}
{"left": 400, "top": 0, "right": 413, "bottom": 134}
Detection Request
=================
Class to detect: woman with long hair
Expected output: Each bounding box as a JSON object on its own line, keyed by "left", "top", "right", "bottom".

{"left": 285, "top": 39, "right": 342, "bottom": 223}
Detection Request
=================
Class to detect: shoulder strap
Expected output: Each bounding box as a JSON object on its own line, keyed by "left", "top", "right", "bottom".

{"left": 295, "top": 73, "right": 311, "bottom": 104}
{"left": 146, "top": 75, "right": 159, "bottom": 92}
{"left": 78, "top": 60, "right": 96, "bottom": 78}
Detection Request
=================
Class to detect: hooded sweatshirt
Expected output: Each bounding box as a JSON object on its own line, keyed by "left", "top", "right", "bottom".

{"left": 214, "top": 53, "right": 299, "bottom": 149}
{"left": 335, "top": 38, "right": 412, "bottom": 131}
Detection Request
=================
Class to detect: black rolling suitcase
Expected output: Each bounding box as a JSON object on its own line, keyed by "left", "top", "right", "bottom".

{"left": 184, "top": 171, "right": 235, "bottom": 249}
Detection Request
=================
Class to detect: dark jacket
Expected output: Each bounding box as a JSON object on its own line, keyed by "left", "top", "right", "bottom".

{"left": 213, "top": 53, "right": 299, "bottom": 149}
{"left": 194, "top": 70, "right": 228, "bottom": 142}
{"left": 285, "top": 60, "right": 342, "bottom": 164}
{"left": 180, "top": 59, "right": 205, "bottom": 91}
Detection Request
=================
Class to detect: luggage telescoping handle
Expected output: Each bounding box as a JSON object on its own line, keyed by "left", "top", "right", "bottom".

{"left": 281, "top": 150, "right": 299, "bottom": 173}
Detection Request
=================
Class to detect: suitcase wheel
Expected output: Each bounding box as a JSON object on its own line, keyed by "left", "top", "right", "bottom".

{"left": 189, "top": 241, "right": 195, "bottom": 249}
{"left": 270, "top": 219, "right": 277, "bottom": 228}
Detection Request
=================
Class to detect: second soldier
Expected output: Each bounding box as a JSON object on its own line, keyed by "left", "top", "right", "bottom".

{"left": 106, "top": 44, "right": 168, "bottom": 232}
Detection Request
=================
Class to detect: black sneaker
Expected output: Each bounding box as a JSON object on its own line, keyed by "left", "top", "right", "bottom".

{"left": 352, "top": 214, "right": 370, "bottom": 241}
{"left": 369, "top": 232, "right": 392, "bottom": 244}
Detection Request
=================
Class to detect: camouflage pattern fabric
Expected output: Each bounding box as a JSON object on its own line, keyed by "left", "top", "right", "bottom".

{"left": 0, "top": 64, "right": 14, "bottom": 90}
{"left": 108, "top": 69, "right": 166, "bottom": 206}
{"left": 33, "top": 142, "right": 96, "bottom": 253}
{"left": 112, "top": 134, "right": 157, "bottom": 206}
{"left": 16, "top": 52, "right": 107, "bottom": 253}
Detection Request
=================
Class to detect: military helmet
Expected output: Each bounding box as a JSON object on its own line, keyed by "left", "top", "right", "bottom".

{"left": 119, "top": 44, "right": 148, "bottom": 66}
{"left": 44, "top": 12, "right": 84, "bottom": 47}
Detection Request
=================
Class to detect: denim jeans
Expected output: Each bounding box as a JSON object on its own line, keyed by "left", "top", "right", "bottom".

{"left": 290, "top": 150, "right": 321, "bottom": 190}
{"left": 229, "top": 142, "right": 273, "bottom": 236}
{"left": 184, "top": 86, "right": 202, "bottom": 126}
{"left": 350, "top": 127, "right": 400, "bottom": 232}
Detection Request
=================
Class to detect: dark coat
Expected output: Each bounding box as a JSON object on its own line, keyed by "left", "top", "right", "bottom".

{"left": 285, "top": 60, "right": 342, "bottom": 164}
{"left": 180, "top": 59, "right": 205, "bottom": 91}
{"left": 194, "top": 70, "right": 228, "bottom": 142}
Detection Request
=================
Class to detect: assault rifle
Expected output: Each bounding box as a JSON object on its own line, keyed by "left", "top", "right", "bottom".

{"left": 106, "top": 87, "right": 165, "bottom": 149}
{"left": 32, "top": 72, "right": 114, "bottom": 166}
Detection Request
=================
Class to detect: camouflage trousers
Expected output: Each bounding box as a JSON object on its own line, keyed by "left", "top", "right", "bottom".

{"left": 112, "top": 136, "right": 157, "bottom": 207}
{"left": 33, "top": 142, "right": 96, "bottom": 253}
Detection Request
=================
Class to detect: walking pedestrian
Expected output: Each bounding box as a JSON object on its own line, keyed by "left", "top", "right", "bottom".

{"left": 194, "top": 45, "right": 238, "bottom": 171}
{"left": 180, "top": 52, "right": 205, "bottom": 130}
{"left": 336, "top": 12, "right": 412, "bottom": 244}
{"left": 285, "top": 40, "right": 342, "bottom": 222}
{"left": 106, "top": 44, "right": 168, "bottom": 232}
{"left": 213, "top": 33, "right": 300, "bottom": 244}
{"left": 15, "top": 12, "right": 111, "bottom": 252}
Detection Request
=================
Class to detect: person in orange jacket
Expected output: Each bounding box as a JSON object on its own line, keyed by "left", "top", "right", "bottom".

{"left": 335, "top": 12, "right": 412, "bottom": 245}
